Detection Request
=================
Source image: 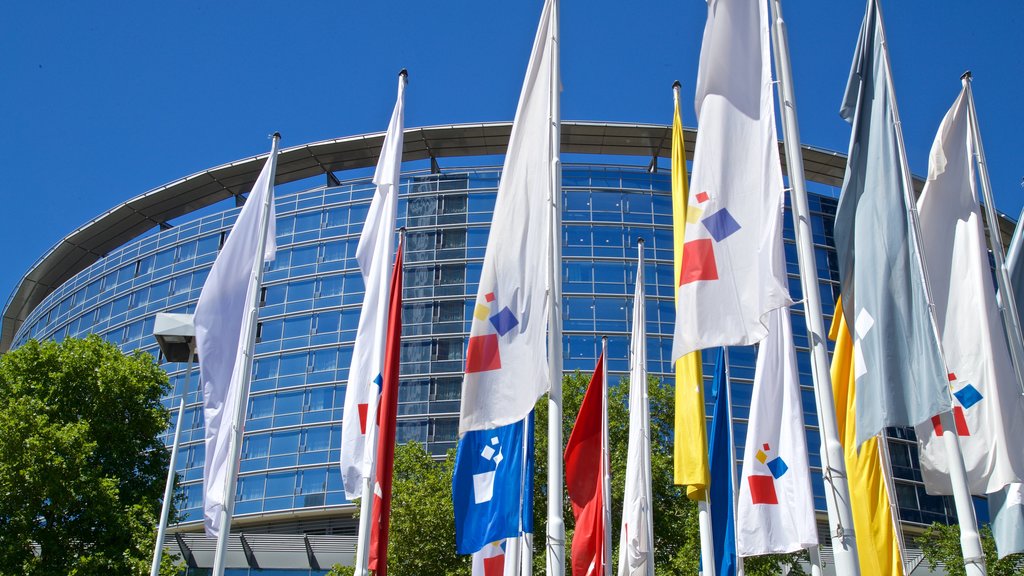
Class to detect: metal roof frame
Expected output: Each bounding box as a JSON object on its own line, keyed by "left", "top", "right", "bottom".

{"left": 3, "top": 120, "right": 1004, "bottom": 352}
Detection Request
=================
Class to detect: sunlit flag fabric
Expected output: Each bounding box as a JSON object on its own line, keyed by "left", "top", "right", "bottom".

{"left": 736, "top": 308, "right": 817, "bottom": 556}
{"left": 472, "top": 540, "right": 514, "bottom": 576}
{"left": 618, "top": 258, "right": 653, "bottom": 576}
{"left": 829, "top": 300, "right": 905, "bottom": 575}
{"left": 196, "top": 141, "right": 278, "bottom": 538}
{"left": 340, "top": 74, "right": 406, "bottom": 498}
{"left": 459, "top": 0, "right": 554, "bottom": 434}
{"left": 367, "top": 238, "right": 404, "bottom": 576}
{"left": 834, "top": 0, "right": 950, "bottom": 446}
{"left": 990, "top": 205, "right": 1024, "bottom": 558}
{"left": 565, "top": 353, "right": 610, "bottom": 576}
{"left": 452, "top": 415, "right": 534, "bottom": 555}
{"left": 670, "top": 0, "right": 790, "bottom": 362}
{"left": 707, "top": 351, "right": 735, "bottom": 576}
{"left": 913, "top": 86, "right": 1024, "bottom": 495}
{"left": 670, "top": 85, "right": 709, "bottom": 498}
{"left": 990, "top": 484, "right": 1024, "bottom": 559}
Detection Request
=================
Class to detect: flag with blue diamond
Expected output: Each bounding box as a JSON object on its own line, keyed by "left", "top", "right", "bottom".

{"left": 913, "top": 85, "right": 1024, "bottom": 495}
{"left": 736, "top": 307, "right": 817, "bottom": 556}
{"left": 459, "top": 0, "right": 555, "bottom": 434}
{"left": 671, "top": 0, "right": 791, "bottom": 362}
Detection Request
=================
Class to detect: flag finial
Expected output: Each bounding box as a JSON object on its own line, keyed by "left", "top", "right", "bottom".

{"left": 961, "top": 70, "right": 972, "bottom": 81}
{"left": 636, "top": 237, "right": 645, "bottom": 246}
{"left": 399, "top": 68, "right": 408, "bottom": 79}
{"left": 672, "top": 80, "right": 681, "bottom": 90}
{"left": 271, "top": 132, "right": 281, "bottom": 141}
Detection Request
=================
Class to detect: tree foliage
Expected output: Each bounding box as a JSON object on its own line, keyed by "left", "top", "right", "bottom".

{"left": 531, "top": 371, "right": 701, "bottom": 575}
{"left": 332, "top": 371, "right": 812, "bottom": 575}
{"left": 917, "top": 522, "right": 1023, "bottom": 576}
{"left": 0, "top": 336, "right": 174, "bottom": 575}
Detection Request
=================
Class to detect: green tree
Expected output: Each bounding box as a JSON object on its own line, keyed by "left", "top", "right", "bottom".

{"left": 333, "top": 371, "right": 812, "bottom": 575}
{"left": 917, "top": 522, "right": 1023, "bottom": 576}
{"left": 532, "top": 371, "right": 701, "bottom": 575}
{"left": 0, "top": 336, "right": 174, "bottom": 575}
{"left": 328, "top": 442, "right": 468, "bottom": 576}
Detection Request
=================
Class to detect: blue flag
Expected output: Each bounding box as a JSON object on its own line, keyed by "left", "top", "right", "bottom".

{"left": 453, "top": 414, "right": 534, "bottom": 555}
{"left": 708, "top": 350, "right": 736, "bottom": 576}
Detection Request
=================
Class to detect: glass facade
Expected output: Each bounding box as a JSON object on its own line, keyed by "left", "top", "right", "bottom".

{"left": 9, "top": 158, "right": 981, "bottom": 571}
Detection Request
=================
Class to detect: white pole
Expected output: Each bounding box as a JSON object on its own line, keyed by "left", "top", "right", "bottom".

{"left": 546, "top": 0, "right": 565, "bottom": 575}
{"left": 353, "top": 425, "right": 379, "bottom": 576}
{"left": 767, "top": 1, "right": 862, "bottom": 573}
{"left": 211, "top": 133, "right": 281, "bottom": 576}
{"left": 601, "top": 337, "right": 613, "bottom": 576}
{"left": 875, "top": 3, "right": 986, "bottom": 573}
{"left": 150, "top": 345, "right": 195, "bottom": 576}
{"left": 697, "top": 500, "right": 716, "bottom": 576}
{"left": 962, "top": 73, "right": 1024, "bottom": 396}
{"left": 721, "top": 348, "right": 743, "bottom": 576}
{"left": 807, "top": 545, "right": 823, "bottom": 576}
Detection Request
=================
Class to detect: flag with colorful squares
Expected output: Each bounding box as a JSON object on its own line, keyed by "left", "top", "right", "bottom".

{"left": 670, "top": 0, "right": 790, "bottom": 363}
{"left": 736, "top": 308, "right": 817, "bottom": 556}
{"left": 471, "top": 539, "right": 514, "bottom": 576}
{"left": 913, "top": 85, "right": 1024, "bottom": 495}
{"left": 458, "top": 0, "right": 555, "bottom": 434}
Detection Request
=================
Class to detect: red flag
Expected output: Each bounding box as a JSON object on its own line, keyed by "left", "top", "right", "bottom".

{"left": 367, "top": 234, "right": 404, "bottom": 576}
{"left": 565, "top": 352, "right": 608, "bottom": 576}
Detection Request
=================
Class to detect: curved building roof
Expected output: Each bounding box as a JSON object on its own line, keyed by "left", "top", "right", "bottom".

{"left": 0, "top": 120, "right": 917, "bottom": 352}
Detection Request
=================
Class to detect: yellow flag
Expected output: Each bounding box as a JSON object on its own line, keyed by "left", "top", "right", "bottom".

{"left": 670, "top": 86, "right": 709, "bottom": 499}
{"left": 829, "top": 298, "right": 904, "bottom": 575}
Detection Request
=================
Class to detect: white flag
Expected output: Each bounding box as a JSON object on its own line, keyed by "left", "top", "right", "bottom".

{"left": 196, "top": 138, "right": 279, "bottom": 537}
{"left": 914, "top": 86, "right": 1024, "bottom": 495}
{"left": 340, "top": 73, "right": 407, "bottom": 498}
{"left": 671, "top": 0, "right": 790, "bottom": 362}
{"left": 471, "top": 539, "right": 518, "bottom": 576}
{"left": 618, "top": 251, "right": 653, "bottom": 576}
{"left": 736, "top": 307, "right": 817, "bottom": 556}
{"left": 459, "top": 0, "right": 555, "bottom": 433}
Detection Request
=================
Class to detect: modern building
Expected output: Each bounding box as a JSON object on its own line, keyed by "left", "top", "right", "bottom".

{"left": 2, "top": 122, "right": 1011, "bottom": 575}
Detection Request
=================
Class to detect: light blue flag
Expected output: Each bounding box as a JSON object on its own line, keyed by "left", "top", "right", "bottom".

{"left": 834, "top": 0, "right": 950, "bottom": 446}
{"left": 708, "top": 350, "right": 736, "bottom": 576}
{"left": 452, "top": 414, "right": 534, "bottom": 555}
{"left": 989, "top": 208, "right": 1024, "bottom": 558}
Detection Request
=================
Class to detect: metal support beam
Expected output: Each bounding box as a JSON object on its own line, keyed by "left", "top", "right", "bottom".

{"left": 430, "top": 155, "right": 441, "bottom": 174}
{"left": 304, "top": 535, "right": 321, "bottom": 571}
{"left": 240, "top": 534, "right": 260, "bottom": 569}
{"left": 326, "top": 171, "right": 341, "bottom": 187}
{"left": 174, "top": 533, "right": 197, "bottom": 569}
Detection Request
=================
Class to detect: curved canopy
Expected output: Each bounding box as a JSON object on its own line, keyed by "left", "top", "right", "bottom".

{"left": 0, "top": 120, "right": 879, "bottom": 352}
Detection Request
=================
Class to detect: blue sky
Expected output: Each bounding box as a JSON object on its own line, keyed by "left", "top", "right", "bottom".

{"left": 2, "top": 1, "right": 1022, "bottom": 309}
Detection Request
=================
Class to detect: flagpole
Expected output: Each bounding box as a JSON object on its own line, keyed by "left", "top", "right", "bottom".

{"left": 875, "top": 3, "right": 986, "bottom": 573}
{"left": 545, "top": 0, "right": 565, "bottom": 574}
{"left": 767, "top": 1, "right": 861, "bottom": 573}
{"left": 211, "top": 132, "right": 281, "bottom": 576}
{"left": 671, "top": 80, "right": 716, "bottom": 576}
{"left": 601, "top": 336, "right": 612, "bottom": 576}
{"left": 354, "top": 424, "right": 379, "bottom": 576}
{"left": 962, "top": 72, "right": 1024, "bottom": 396}
{"left": 150, "top": 343, "right": 195, "bottom": 576}
{"left": 721, "top": 347, "right": 743, "bottom": 576}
